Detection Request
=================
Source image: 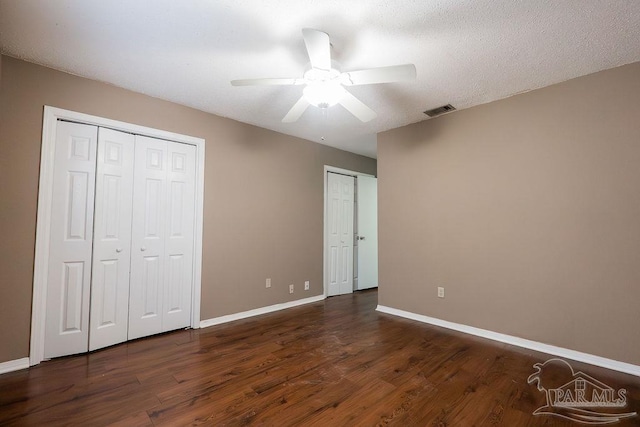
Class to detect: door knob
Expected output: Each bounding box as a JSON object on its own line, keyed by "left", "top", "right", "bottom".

{"left": 358, "top": 236, "right": 366, "bottom": 240}
{"left": 116, "top": 248, "right": 123, "bottom": 253}
{"left": 141, "top": 246, "right": 146, "bottom": 251}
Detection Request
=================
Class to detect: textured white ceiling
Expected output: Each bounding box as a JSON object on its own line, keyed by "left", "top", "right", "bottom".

{"left": 1, "top": 1, "right": 639, "bottom": 158}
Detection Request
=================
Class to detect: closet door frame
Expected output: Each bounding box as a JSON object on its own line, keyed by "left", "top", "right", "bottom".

{"left": 30, "top": 106, "right": 206, "bottom": 366}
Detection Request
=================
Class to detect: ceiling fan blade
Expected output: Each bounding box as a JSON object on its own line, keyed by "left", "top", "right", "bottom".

{"left": 231, "top": 78, "right": 304, "bottom": 86}
{"left": 340, "top": 64, "right": 417, "bottom": 86}
{"left": 282, "top": 96, "right": 311, "bottom": 122}
{"left": 302, "top": 28, "right": 331, "bottom": 71}
{"left": 339, "top": 90, "right": 377, "bottom": 122}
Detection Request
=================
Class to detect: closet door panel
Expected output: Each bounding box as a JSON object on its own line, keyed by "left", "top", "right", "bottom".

{"left": 44, "top": 121, "right": 97, "bottom": 358}
{"left": 128, "top": 136, "right": 167, "bottom": 340}
{"left": 162, "top": 142, "right": 196, "bottom": 331}
{"left": 89, "top": 128, "right": 135, "bottom": 351}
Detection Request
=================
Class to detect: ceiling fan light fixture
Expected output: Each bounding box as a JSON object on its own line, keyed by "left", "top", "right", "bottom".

{"left": 303, "top": 81, "right": 346, "bottom": 108}
{"left": 231, "top": 29, "right": 416, "bottom": 123}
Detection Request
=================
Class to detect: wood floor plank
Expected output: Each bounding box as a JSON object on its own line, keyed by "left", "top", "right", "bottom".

{"left": 304, "top": 377, "right": 397, "bottom": 426}
{"left": 106, "top": 411, "right": 154, "bottom": 427}
{"left": 1, "top": 289, "right": 638, "bottom": 426}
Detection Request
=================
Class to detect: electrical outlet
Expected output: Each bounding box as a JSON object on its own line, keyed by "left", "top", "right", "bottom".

{"left": 304, "top": 280, "right": 310, "bottom": 290}
{"left": 437, "top": 287, "right": 445, "bottom": 298}
{"left": 266, "top": 278, "right": 271, "bottom": 288}
{"left": 289, "top": 284, "right": 294, "bottom": 294}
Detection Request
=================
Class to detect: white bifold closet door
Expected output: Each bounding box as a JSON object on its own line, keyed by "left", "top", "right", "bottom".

{"left": 44, "top": 122, "right": 196, "bottom": 358}
{"left": 45, "top": 122, "right": 98, "bottom": 358}
{"left": 128, "top": 135, "right": 196, "bottom": 340}
{"left": 89, "top": 128, "right": 135, "bottom": 351}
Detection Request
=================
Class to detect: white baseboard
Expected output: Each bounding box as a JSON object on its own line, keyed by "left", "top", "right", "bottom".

{"left": 0, "top": 357, "right": 29, "bottom": 375}
{"left": 201, "top": 295, "right": 326, "bottom": 329}
{"left": 376, "top": 305, "right": 640, "bottom": 377}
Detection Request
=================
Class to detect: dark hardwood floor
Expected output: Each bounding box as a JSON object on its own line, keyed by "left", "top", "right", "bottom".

{"left": 1, "top": 289, "right": 639, "bottom": 426}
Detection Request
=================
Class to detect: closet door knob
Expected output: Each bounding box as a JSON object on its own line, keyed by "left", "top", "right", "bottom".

{"left": 140, "top": 246, "right": 146, "bottom": 252}
{"left": 116, "top": 248, "right": 123, "bottom": 253}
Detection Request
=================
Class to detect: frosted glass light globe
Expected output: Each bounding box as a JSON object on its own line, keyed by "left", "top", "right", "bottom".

{"left": 303, "top": 81, "right": 346, "bottom": 108}
{"left": 302, "top": 68, "right": 345, "bottom": 108}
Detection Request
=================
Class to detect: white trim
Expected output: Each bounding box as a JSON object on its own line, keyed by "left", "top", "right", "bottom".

{"left": 191, "top": 129, "right": 205, "bottom": 331}
{"left": 30, "top": 106, "right": 205, "bottom": 366}
{"left": 324, "top": 165, "right": 375, "bottom": 179}
{"left": 200, "top": 295, "right": 325, "bottom": 328}
{"left": 0, "top": 358, "right": 29, "bottom": 375}
{"left": 322, "top": 166, "right": 375, "bottom": 298}
{"left": 376, "top": 305, "right": 640, "bottom": 377}
{"left": 30, "top": 107, "right": 58, "bottom": 367}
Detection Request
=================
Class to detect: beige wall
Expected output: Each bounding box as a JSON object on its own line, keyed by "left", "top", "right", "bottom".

{"left": 378, "top": 62, "right": 640, "bottom": 365}
{"left": 0, "top": 56, "right": 376, "bottom": 364}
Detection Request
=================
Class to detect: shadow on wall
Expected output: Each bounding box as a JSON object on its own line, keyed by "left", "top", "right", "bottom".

{"left": 382, "top": 112, "right": 448, "bottom": 152}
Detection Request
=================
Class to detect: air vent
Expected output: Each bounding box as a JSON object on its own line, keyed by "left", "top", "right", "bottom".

{"left": 423, "top": 104, "right": 456, "bottom": 117}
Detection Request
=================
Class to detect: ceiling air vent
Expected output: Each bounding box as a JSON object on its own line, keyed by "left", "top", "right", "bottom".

{"left": 423, "top": 104, "right": 456, "bottom": 118}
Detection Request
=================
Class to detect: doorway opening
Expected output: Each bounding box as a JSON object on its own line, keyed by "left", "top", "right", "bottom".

{"left": 323, "top": 166, "right": 378, "bottom": 297}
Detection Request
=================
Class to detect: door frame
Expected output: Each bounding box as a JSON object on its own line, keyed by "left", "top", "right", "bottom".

{"left": 30, "top": 106, "right": 206, "bottom": 366}
{"left": 323, "top": 166, "right": 375, "bottom": 297}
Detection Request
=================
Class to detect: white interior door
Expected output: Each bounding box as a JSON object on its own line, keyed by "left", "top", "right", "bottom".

{"left": 327, "top": 172, "right": 355, "bottom": 296}
{"left": 129, "top": 135, "right": 168, "bottom": 339}
{"left": 356, "top": 176, "right": 378, "bottom": 290}
{"left": 44, "top": 121, "right": 97, "bottom": 358}
{"left": 89, "top": 128, "right": 135, "bottom": 351}
{"left": 162, "top": 142, "right": 196, "bottom": 331}
{"left": 128, "top": 136, "right": 195, "bottom": 339}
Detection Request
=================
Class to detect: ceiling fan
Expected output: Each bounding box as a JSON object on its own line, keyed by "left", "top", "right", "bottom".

{"left": 231, "top": 28, "right": 417, "bottom": 123}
